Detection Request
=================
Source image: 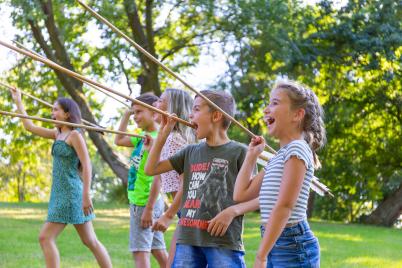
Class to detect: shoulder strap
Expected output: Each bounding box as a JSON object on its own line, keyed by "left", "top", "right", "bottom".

{"left": 63, "top": 131, "right": 73, "bottom": 141}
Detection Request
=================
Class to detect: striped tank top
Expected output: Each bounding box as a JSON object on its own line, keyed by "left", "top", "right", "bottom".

{"left": 259, "top": 140, "right": 314, "bottom": 224}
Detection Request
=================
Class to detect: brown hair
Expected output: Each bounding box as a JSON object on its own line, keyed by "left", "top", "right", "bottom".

{"left": 134, "top": 92, "right": 159, "bottom": 106}
{"left": 274, "top": 80, "right": 326, "bottom": 169}
{"left": 196, "top": 90, "right": 235, "bottom": 129}
{"left": 56, "top": 98, "right": 82, "bottom": 126}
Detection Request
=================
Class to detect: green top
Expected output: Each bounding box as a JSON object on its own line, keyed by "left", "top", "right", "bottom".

{"left": 127, "top": 130, "right": 158, "bottom": 206}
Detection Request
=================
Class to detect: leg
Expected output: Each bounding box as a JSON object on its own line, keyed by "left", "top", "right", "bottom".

{"left": 74, "top": 221, "right": 112, "bottom": 268}
{"left": 151, "top": 249, "right": 168, "bottom": 267}
{"left": 133, "top": 251, "right": 151, "bottom": 268}
{"left": 151, "top": 197, "right": 168, "bottom": 267}
{"left": 203, "top": 247, "right": 246, "bottom": 268}
{"left": 130, "top": 204, "right": 153, "bottom": 268}
{"left": 172, "top": 244, "right": 207, "bottom": 268}
{"left": 38, "top": 222, "right": 66, "bottom": 268}
{"left": 166, "top": 228, "right": 179, "bottom": 268}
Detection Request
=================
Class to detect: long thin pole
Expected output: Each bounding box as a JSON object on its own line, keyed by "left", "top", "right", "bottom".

{"left": 0, "top": 81, "right": 102, "bottom": 128}
{"left": 0, "top": 110, "right": 144, "bottom": 138}
{"left": 76, "top": 0, "right": 276, "bottom": 154}
{"left": 0, "top": 40, "right": 194, "bottom": 128}
{"left": 12, "top": 40, "right": 130, "bottom": 108}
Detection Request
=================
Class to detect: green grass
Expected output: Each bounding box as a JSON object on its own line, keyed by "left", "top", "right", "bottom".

{"left": 0, "top": 202, "right": 401, "bottom": 267}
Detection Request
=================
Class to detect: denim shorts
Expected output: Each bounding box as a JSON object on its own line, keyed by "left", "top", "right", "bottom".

{"left": 129, "top": 197, "right": 166, "bottom": 252}
{"left": 172, "top": 244, "right": 246, "bottom": 268}
{"left": 260, "top": 220, "right": 320, "bottom": 268}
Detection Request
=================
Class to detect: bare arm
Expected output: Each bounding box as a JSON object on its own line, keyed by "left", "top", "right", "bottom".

{"left": 255, "top": 157, "right": 307, "bottom": 264}
{"left": 141, "top": 175, "right": 162, "bottom": 228}
{"left": 9, "top": 87, "right": 56, "bottom": 139}
{"left": 69, "top": 130, "right": 93, "bottom": 216}
{"left": 234, "top": 137, "right": 266, "bottom": 202}
{"left": 208, "top": 198, "right": 259, "bottom": 236}
{"left": 152, "top": 175, "right": 183, "bottom": 232}
{"left": 114, "top": 109, "right": 134, "bottom": 147}
{"left": 144, "top": 115, "right": 177, "bottom": 176}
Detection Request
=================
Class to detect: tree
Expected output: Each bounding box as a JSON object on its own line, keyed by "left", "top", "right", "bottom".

{"left": 218, "top": 0, "right": 402, "bottom": 225}
{"left": 2, "top": 0, "right": 221, "bottom": 188}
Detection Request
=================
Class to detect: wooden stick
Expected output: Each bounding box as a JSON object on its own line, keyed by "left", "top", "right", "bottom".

{"left": 0, "top": 40, "right": 194, "bottom": 128}
{"left": 75, "top": 2, "right": 333, "bottom": 196}
{"left": 0, "top": 110, "right": 144, "bottom": 138}
{"left": 0, "top": 81, "right": 103, "bottom": 128}
{"left": 76, "top": 0, "right": 275, "bottom": 154}
{"left": 12, "top": 40, "right": 131, "bottom": 108}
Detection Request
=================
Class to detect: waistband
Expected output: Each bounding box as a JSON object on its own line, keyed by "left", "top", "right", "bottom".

{"left": 260, "top": 219, "right": 311, "bottom": 237}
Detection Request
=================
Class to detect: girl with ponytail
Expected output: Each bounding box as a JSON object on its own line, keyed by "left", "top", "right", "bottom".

{"left": 234, "top": 80, "right": 326, "bottom": 267}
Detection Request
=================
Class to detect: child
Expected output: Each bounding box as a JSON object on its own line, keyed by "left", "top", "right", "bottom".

{"left": 9, "top": 87, "right": 112, "bottom": 268}
{"left": 233, "top": 80, "right": 326, "bottom": 267}
{"left": 145, "top": 90, "right": 259, "bottom": 268}
{"left": 154, "top": 88, "right": 196, "bottom": 266}
{"left": 114, "top": 93, "right": 167, "bottom": 268}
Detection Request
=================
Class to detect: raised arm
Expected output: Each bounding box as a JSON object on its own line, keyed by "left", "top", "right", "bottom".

{"left": 9, "top": 87, "right": 56, "bottom": 139}
{"left": 69, "top": 130, "right": 93, "bottom": 216}
{"left": 234, "top": 137, "right": 266, "bottom": 202}
{"left": 144, "top": 115, "right": 177, "bottom": 176}
{"left": 114, "top": 109, "right": 134, "bottom": 147}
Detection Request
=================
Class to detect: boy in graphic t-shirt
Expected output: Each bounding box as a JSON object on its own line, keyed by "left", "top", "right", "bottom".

{"left": 145, "top": 90, "right": 258, "bottom": 267}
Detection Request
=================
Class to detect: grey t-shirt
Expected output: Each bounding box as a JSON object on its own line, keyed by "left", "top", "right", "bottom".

{"left": 169, "top": 141, "right": 247, "bottom": 251}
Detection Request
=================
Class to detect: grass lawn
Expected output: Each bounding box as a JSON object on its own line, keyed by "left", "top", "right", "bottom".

{"left": 0, "top": 202, "right": 401, "bottom": 267}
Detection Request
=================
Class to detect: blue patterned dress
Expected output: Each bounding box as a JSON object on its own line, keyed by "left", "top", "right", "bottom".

{"left": 47, "top": 139, "right": 95, "bottom": 224}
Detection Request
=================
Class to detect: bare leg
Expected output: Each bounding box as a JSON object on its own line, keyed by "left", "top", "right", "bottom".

{"left": 38, "top": 222, "right": 67, "bottom": 268}
{"left": 166, "top": 228, "right": 179, "bottom": 268}
{"left": 152, "top": 248, "right": 168, "bottom": 267}
{"left": 166, "top": 191, "right": 178, "bottom": 268}
{"left": 74, "top": 221, "right": 112, "bottom": 268}
{"left": 133, "top": 251, "right": 151, "bottom": 268}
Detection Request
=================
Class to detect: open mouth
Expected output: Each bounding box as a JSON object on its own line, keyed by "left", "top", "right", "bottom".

{"left": 265, "top": 116, "right": 275, "bottom": 125}
{"left": 191, "top": 121, "right": 198, "bottom": 130}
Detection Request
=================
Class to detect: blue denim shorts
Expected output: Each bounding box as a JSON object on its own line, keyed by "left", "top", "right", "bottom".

{"left": 172, "top": 244, "right": 246, "bottom": 268}
{"left": 260, "top": 220, "right": 320, "bottom": 268}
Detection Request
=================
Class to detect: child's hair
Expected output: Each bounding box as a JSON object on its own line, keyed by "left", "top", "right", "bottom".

{"left": 56, "top": 98, "right": 82, "bottom": 125}
{"left": 56, "top": 98, "right": 83, "bottom": 170}
{"left": 196, "top": 90, "right": 235, "bottom": 129}
{"left": 274, "top": 80, "right": 326, "bottom": 169}
{"left": 134, "top": 92, "right": 159, "bottom": 106}
{"left": 164, "top": 88, "right": 196, "bottom": 144}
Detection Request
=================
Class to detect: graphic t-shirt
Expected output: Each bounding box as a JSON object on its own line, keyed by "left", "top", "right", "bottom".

{"left": 127, "top": 130, "right": 158, "bottom": 206}
{"left": 169, "top": 141, "right": 247, "bottom": 251}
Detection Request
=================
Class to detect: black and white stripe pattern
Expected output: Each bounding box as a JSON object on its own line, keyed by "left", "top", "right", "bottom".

{"left": 259, "top": 140, "right": 314, "bottom": 224}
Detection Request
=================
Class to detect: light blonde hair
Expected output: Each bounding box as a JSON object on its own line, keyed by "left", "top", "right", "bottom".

{"left": 274, "top": 80, "right": 326, "bottom": 169}
{"left": 165, "top": 88, "right": 196, "bottom": 144}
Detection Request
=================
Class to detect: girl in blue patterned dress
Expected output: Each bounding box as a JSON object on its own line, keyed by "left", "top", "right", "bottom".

{"left": 10, "top": 87, "right": 112, "bottom": 268}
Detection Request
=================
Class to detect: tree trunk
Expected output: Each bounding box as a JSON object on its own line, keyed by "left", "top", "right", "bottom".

{"left": 360, "top": 183, "right": 402, "bottom": 227}
{"left": 124, "top": 0, "right": 161, "bottom": 95}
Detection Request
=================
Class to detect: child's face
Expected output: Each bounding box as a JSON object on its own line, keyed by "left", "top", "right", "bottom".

{"left": 153, "top": 92, "right": 168, "bottom": 124}
{"left": 155, "top": 92, "right": 168, "bottom": 112}
{"left": 132, "top": 104, "right": 155, "bottom": 130}
{"left": 189, "top": 97, "right": 214, "bottom": 139}
{"left": 52, "top": 102, "right": 69, "bottom": 127}
{"left": 263, "top": 88, "right": 298, "bottom": 139}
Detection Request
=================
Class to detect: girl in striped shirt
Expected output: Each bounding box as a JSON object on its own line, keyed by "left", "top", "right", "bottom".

{"left": 234, "top": 80, "right": 326, "bottom": 268}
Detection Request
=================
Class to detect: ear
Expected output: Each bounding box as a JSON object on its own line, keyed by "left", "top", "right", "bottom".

{"left": 293, "top": 108, "right": 305, "bottom": 123}
{"left": 64, "top": 112, "right": 70, "bottom": 121}
{"left": 211, "top": 110, "right": 224, "bottom": 123}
